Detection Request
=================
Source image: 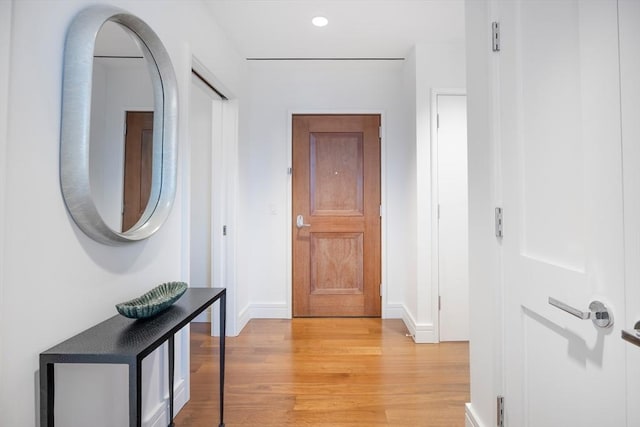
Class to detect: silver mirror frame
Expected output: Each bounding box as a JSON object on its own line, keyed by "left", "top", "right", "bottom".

{"left": 60, "top": 5, "right": 178, "bottom": 245}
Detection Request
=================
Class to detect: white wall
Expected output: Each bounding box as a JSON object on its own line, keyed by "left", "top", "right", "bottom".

{"left": 237, "top": 47, "right": 465, "bottom": 332}
{"left": 0, "top": 1, "right": 245, "bottom": 426}
{"left": 237, "top": 59, "right": 414, "bottom": 324}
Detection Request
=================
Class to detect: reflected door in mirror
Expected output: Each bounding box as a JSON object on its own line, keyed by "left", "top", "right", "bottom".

{"left": 122, "top": 111, "right": 153, "bottom": 231}
{"left": 89, "top": 20, "right": 156, "bottom": 233}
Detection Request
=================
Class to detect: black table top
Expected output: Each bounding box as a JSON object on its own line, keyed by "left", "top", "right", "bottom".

{"left": 40, "top": 288, "right": 225, "bottom": 364}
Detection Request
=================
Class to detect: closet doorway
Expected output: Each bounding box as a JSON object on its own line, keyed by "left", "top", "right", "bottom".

{"left": 189, "top": 69, "right": 225, "bottom": 329}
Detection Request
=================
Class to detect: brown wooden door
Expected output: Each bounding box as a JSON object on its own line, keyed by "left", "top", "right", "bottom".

{"left": 122, "top": 111, "right": 153, "bottom": 231}
{"left": 292, "top": 114, "right": 381, "bottom": 317}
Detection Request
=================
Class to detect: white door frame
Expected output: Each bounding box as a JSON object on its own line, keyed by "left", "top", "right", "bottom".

{"left": 427, "top": 88, "right": 466, "bottom": 342}
{"left": 185, "top": 56, "right": 239, "bottom": 336}
{"left": 431, "top": 89, "right": 468, "bottom": 341}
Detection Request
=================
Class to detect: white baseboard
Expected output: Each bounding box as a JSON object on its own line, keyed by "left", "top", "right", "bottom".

{"left": 249, "top": 303, "right": 290, "bottom": 318}
{"left": 383, "top": 303, "right": 405, "bottom": 319}
{"left": 398, "top": 305, "right": 437, "bottom": 343}
{"left": 236, "top": 303, "right": 434, "bottom": 343}
{"left": 465, "top": 403, "right": 484, "bottom": 427}
{"left": 144, "top": 379, "right": 187, "bottom": 427}
{"left": 236, "top": 303, "right": 290, "bottom": 335}
{"left": 237, "top": 304, "right": 251, "bottom": 334}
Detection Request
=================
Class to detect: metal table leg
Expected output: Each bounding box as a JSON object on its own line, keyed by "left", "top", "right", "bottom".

{"left": 168, "top": 335, "right": 175, "bottom": 427}
{"left": 129, "top": 361, "right": 142, "bottom": 427}
{"left": 40, "top": 360, "right": 55, "bottom": 427}
{"left": 219, "top": 293, "right": 226, "bottom": 427}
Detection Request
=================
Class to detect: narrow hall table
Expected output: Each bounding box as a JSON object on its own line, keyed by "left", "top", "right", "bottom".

{"left": 40, "top": 287, "right": 226, "bottom": 427}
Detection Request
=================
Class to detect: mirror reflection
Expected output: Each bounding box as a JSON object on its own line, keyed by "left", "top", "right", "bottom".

{"left": 89, "top": 21, "right": 154, "bottom": 232}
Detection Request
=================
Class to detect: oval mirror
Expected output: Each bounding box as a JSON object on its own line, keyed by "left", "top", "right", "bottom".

{"left": 61, "top": 5, "right": 178, "bottom": 245}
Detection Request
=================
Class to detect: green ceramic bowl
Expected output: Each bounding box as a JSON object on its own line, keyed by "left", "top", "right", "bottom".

{"left": 116, "top": 282, "right": 188, "bottom": 319}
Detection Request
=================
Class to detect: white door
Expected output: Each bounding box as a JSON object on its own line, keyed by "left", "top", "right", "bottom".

{"left": 620, "top": 1, "right": 640, "bottom": 425}
{"left": 499, "top": 0, "right": 628, "bottom": 425}
{"left": 436, "top": 93, "right": 469, "bottom": 342}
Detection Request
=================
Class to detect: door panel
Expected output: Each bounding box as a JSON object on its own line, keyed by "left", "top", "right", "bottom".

{"left": 293, "top": 115, "right": 381, "bottom": 317}
{"left": 122, "top": 111, "right": 153, "bottom": 232}
{"left": 436, "top": 94, "right": 469, "bottom": 342}
{"left": 311, "top": 233, "right": 363, "bottom": 295}
{"left": 500, "top": 0, "right": 626, "bottom": 425}
{"left": 311, "top": 133, "right": 363, "bottom": 215}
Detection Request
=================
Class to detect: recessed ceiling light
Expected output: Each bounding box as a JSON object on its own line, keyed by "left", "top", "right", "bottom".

{"left": 312, "top": 16, "right": 329, "bottom": 27}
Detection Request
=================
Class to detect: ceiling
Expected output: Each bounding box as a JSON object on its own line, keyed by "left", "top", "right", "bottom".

{"left": 204, "top": 0, "right": 466, "bottom": 59}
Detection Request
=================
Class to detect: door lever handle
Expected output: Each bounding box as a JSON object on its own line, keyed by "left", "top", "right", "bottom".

{"left": 621, "top": 321, "right": 640, "bottom": 347}
{"left": 296, "top": 214, "right": 311, "bottom": 229}
{"left": 548, "top": 297, "right": 614, "bottom": 328}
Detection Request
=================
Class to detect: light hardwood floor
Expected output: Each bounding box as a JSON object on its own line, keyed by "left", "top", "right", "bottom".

{"left": 174, "top": 318, "right": 469, "bottom": 427}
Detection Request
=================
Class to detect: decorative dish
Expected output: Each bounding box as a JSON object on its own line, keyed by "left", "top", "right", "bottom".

{"left": 116, "top": 281, "right": 187, "bottom": 319}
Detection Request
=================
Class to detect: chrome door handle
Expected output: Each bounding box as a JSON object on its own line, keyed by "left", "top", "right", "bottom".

{"left": 622, "top": 321, "right": 640, "bottom": 347}
{"left": 548, "top": 297, "right": 614, "bottom": 328}
{"left": 296, "top": 214, "right": 311, "bottom": 229}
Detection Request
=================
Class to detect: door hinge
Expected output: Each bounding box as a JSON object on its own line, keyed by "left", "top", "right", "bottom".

{"left": 497, "top": 396, "right": 505, "bottom": 427}
{"left": 492, "top": 22, "right": 501, "bottom": 52}
{"left": 379, "top": 204, "right": 382, "bottom": 218}
{"left": 287, "top": 167, "right": 292, "bottom": 175}
{"left": 379, "top": 126, "right": 382, "bottom": 139}
{"left": 438, "top": 296, "right": 441, "bottom": 311}
{"left": 223, "top": 225, "right": 227, "bottom": 236}
{"left": 380, "top": 283, "right": 382, "bottom": 296}
{"left": 495, "top": 207, "right": 503, "bottom": 238}
{"left": 437, "top": 113, "right": 440, "bottom": 129}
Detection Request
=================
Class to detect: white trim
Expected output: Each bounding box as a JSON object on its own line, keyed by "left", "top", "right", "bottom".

{"left": 286, "top": 109, "right": 388, "bottom": 318}
{"left": 424, "top": 88, "right": 466, "bottom": 342}
{"left": 186, "top": 54, "right": 240, "bottom": 336}
{"left": 237, "top": 304, "right": 251, "bottom": 334}
{"left": 400, "top": 305, "right": 436, "bottom": 343}
{"left": 0, "top": 0, "right": 11, "bottom": 383}
{"left": 143, "top": 378, "right": 187, "bottom": 427}
{"left": 248, "top": 303, "right": 290, "bottom": 319}
{"left": 191, "top": 56, "right": 234, "bottom": 100}
{"left": 465, "top": 403, "right": 484, "bottom": 427}
{"left": 221, "top": 99, "right": 240, "bottom": 337}
{"left": 383, "top": 303, "right": 405, "bottom": 319}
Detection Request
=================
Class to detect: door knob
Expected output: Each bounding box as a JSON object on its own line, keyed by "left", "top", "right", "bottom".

{"left": 296, "top": 214, "right": 311, "bottom": 229}
{"left": 548, "top": 297, "right": 614, "bottom": 328}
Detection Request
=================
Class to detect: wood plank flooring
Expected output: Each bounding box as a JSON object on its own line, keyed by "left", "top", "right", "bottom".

{"left": 174, "top": 318, "right": 469, "bottom": 427}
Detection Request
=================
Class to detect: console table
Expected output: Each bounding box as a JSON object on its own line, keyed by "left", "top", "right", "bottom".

{"left": 40, "top": 287, "right": 226, "bottom": 427}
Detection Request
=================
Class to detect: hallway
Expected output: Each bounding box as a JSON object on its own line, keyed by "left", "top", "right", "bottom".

{"left": 175, "top": 318, "right": 469, "bottom": 426}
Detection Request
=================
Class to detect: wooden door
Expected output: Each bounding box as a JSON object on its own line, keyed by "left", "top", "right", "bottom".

{"left": 122, "top": 111, "right": 153, "bottom": 231}
{"left": 498, "top": 1, "right": 627, "bottom": 425}
{"left": 292, "top": 114, "right": 381, "bottom": 317}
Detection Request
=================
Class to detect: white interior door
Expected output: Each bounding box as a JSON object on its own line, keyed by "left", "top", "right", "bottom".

{"left": 620, "top": 1, "right": 640, "bottom": 425}
{"left": 499, "top": 0, "right": 627, "bottom": 425}
{"left": 189, "top": 72, "right": 224, "bottom": 324}
{"left": 436, "top": 93, "right": 469, "bottom": 342}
